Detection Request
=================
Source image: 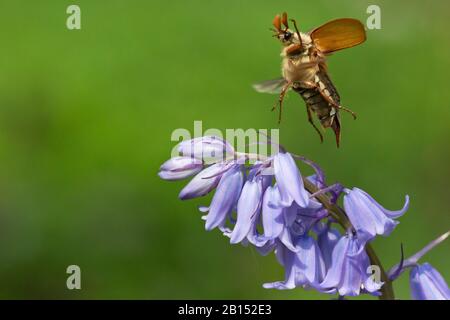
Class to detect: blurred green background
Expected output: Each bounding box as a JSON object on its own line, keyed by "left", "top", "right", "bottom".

{"left": 0, "top": 0, "right": 448, "bottom": 299}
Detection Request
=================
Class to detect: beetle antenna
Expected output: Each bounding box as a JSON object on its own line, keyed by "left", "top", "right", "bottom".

{"left": 289, "top": 18, "right": 303, "bottom": 47}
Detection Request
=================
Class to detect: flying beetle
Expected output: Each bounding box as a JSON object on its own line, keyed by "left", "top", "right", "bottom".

{"left": 253, "top": 12, "right": 366, "bottom": 147}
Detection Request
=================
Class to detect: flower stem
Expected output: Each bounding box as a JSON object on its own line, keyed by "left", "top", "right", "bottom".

{"left": 303, "top": 178, "right": 395, "bottom": 300}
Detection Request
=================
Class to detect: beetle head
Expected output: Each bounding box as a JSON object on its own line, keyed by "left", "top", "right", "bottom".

{"left": 271, "top": 12, "right": 303, "bottom": 47}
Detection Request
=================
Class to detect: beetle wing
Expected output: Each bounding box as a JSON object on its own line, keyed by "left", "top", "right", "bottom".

{"left": 310, "top": 18, "right": 366, "bottom": 54}
{"left": 253, "top": 78, "right": 287, "bottom": 94}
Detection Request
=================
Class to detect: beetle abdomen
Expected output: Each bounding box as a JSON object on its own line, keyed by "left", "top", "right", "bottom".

{"left": 294, "top": 70, "right": 342, "bottom": 146}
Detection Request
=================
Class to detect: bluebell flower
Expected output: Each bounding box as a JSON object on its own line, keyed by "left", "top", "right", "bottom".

{"left": 215, "top": 164, "right": 274, "bottom": 246}
{"left": 244, "top": 179, "right": 274, "bottom": 248}
{"left": 273, "top": 152, "right": 309, "bottom": 208}
{"left": 320, "top": 233, "right": 383, "bottom": 296}
{"left": 285, "top": 201, "right": 324, "bottom": 234}
{"left": 343, "top": 187, "right": 409, "bottom": 245}
{"left": 158, "top": 156, "right": 203, "bottom": 180}
{"left": 261, "top": 185, "right": 284, "bottom": 240}
{"left": 263, "top": 235, "right": 327, "bottom": 291}
{"left": 178, "top": 136, "right": 234, "bottom": 163}
{"left": 261, "top": 185, "right": 324, "bottom": 252}
{"left": 230, "top": 177, "right": 264, "bottom": 244}
{"left": 263, "top": 243, "right": 297, "bottom": 290}
{"left": 202, "top": 164, "right": 244, "bottom": 231}
{"left": 295, "top": 235, "right": 327, "bottom": 290}
{"left": 316, "top": 223, "right": 341, "bottom": 271}
{"left": 260, "top": 185, "right": 296, "bottom": 251}
{"left": 410, "top": 263, "right": 450, "bottom": 300}
{"left": 178, "top": 162, "right": 231, "bottom": 200}
{"left": 160, "top": 137, "right": 449, "bottom": 299}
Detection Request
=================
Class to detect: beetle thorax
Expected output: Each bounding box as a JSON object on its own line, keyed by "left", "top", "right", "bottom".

{"left": 281, "top": 40, "right": 319, "bottom": 83}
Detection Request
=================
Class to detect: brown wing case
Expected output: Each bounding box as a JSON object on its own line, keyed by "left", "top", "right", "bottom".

{"left": 310, "top": 18, "right": 366, "bottom": 54}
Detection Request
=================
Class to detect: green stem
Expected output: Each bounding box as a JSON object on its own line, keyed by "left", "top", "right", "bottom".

{"left": 303, "top": 178, "right": 395, "bottom": 300}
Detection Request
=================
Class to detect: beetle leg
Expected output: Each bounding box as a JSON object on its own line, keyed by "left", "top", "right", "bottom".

{"left": 336, "top": 105, "right": 357, "bottom": 119}
{"left": 272, "top": 81, "right": 292, "bottom": 124}
{"left": 286, "top": 44, "right": 303, "bottom": 56}
{"left": 316, "top": 86, "right": 357, "bottom": 120}
{"left": 305, "top": 104, "right": 323, "bottom": 143}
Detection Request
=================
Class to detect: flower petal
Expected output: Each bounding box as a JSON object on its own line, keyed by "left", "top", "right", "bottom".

{"left": 178, "top": 136, "right": 234, "bottom": 162}
{"left": 263, "top": 244, "right": 297, "bottom": 290}
{"left": 160, "top": 156, "right": 202, "bottom": 171}
{"left": 344, "top": 187, "right": 406, "bottom": 244}
{"left": 230, "top": 180, "right": 262, "bottom": 244}
{"left": 158, "top": 157, "right": 203, "bottom": 180}
{"left": 344, "top": 191, "right": 377, "bottom": 242}
{"left": 178, "top": 163, "right": 226, "bottom": 200}
{"left": 262, "top": 186, "right": 284, "bottom": 239}
{"left": 338, "top": 258, "right": 362, "bottom": 296}
{"left": 320, "top": 235, "right": 350, "bottom": 289}
{"left": 318, "top": 225, "right": 341, "bottom": 271}
{"left": 274, "top": 152, "right": 309, "bottom": 208}
{"left": 158, "top": 168, "right": 201, "bottom": 180}
{"left": 355, "top": 187, "right": 409, "bottom": 219}
{"left": 254, "top": 239, "right": 276, "bottom": 256}
{"left": 410, "top": 263, "right": 450, "bottom": 300}
{"left": 295, "top": 235, "right": 326, "bottom": 285}
{"left": 278, "top": 227, "right": 298, "bottom": 252}
{"left": 205, "top": 166, "right": 243, "bottom": 230}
